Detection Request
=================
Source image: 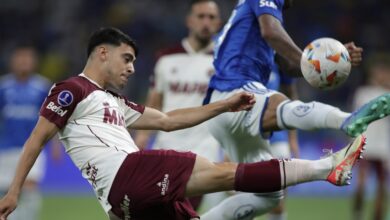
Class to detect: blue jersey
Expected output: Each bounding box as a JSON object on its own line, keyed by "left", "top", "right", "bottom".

{"left": 266, "top": 65, "right": 292, "bottom": 144}
{"left": 0, "top": 74, "right": 50, "bottom": 149}
{"left": 210, "top": 0, "right": 284, "bottom": 91}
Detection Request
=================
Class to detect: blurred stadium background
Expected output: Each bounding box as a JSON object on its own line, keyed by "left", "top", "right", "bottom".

{"left": 0, "top": 0, "right": 389, "bottom": 219}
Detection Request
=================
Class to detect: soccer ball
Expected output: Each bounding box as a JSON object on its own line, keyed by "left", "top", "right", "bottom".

{"left": 300, "top": 38, "right": 351, "bottom": 90}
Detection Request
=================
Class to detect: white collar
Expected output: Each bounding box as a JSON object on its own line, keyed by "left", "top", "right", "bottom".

{"left": 79, "top": 73, "right": 104, "bottom": 89}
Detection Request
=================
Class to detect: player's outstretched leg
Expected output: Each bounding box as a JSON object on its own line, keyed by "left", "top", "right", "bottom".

{"left": 279, "top": 134, "right": 366, "bottom": 188}
{"left": 326, "top": 135, "right": 366, "bottom": 185}
{"left": 199, "top": 136, "right": 365, "bottom": 220}
{"left": 341, "top": 93, "right": 390, "bottom": 137}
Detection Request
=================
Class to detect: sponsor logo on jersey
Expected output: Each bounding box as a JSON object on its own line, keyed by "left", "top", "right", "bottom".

{"left": 103, "top": 102, "right": 125, "bottom": 126}
{"left": 169, "top": 82, "right": 208, "bottom": 94}
{"left": 46, "top": 101, "right": 68, "bottom": 117}
{"left": 120, "top": 194, "right": 131, "bottom": 220}
{"left": 57, "top": 90, "right": 73, "bottom": 107}
{"left": 259, "top": 0, "right": 277, "bottom": 9}
{"left": 86, "top": 162, "right": 98, "bottom": 188}
{"left": 156, "top": 174, "right": 170, "bottom": 196}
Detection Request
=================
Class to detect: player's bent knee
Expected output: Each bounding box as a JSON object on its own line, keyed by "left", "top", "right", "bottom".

{"left": 269, "top": 93, "right": 289, "bottom": 105}
{"left": 262, "top": 93, "right": 289, "bottom": 131}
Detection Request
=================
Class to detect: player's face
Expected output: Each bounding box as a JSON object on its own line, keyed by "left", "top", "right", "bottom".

{"left": 104, "top": 43, "right": 136, "bottom": 90}
{"left": 187, "top": 1, "right": 221, "bottom": 44}
{"left": 10, "top": 48, "right": 37, "bottom": 78}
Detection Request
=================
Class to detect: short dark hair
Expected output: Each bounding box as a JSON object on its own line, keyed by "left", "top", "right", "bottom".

{"left": 11, "top": 43, "right": 37, "bottom": 54}
{"left": 87, "top": 27, "right": 138, "bottom": 57}
{"left": 188, "top": 0, "right": 215, "bottom": 12}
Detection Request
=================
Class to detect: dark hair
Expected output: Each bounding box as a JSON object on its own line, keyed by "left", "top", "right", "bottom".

{"left": 87, "top": 27, "right": 138, "bottom": 57}
{"left": 11, "top": 43, "right": 37, "bottom": 53}
{"left": 188, "top": 0, "right": 215, "bottom": 12}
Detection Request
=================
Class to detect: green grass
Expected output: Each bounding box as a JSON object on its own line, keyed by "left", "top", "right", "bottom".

{"left": 41, "top": 196, "right": 106, "bottom": 220}
{"left": 41, "top": 196, "right": 377, "bottom": 220}
{"left": 256, "top": 197, "right": 355, "bottom": 220}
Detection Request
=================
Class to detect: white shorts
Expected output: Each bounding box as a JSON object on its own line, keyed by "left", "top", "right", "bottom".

{"left": 0, "top": 148, "right": 46, "bottom": 189}
{"left": 207, "top": 82, "right": 280, "bottom": 163}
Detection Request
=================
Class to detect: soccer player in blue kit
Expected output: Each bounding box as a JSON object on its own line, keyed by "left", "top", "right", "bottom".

{"left": 201, "top": 0, "right": 390, "bottom": 219}
{"left": 0, "top": 45, "right": 52, "bottom": 220}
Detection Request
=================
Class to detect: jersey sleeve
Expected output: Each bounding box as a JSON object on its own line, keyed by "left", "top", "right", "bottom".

{"left": 39, "top": 81, "right": 83, "bottom": 129}
{"left": 119, "top": 97, "right": 145, "bottom": 127}
{"left": 248, "top": 0, "right": 284, "bottom": 22}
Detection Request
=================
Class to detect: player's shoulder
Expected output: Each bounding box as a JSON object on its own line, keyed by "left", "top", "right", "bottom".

{"left": 355, "top": 85, "right": 387, "bottom": 99}
{"left": 354, "top": 85, "right": 375, "bottom": 95}
{"left": 0, "top": 73, "right": 14, "bottom": 89}
{"left": 51, "top": 75, "right": 102, "bottom": 98}
{"left": 155, "top": 43, "right": 187, "bottom": 60}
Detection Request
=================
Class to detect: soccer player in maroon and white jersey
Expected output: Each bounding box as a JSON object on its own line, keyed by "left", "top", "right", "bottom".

{"left": 352, "top": 54, "right": 390, "bottom": 220}
{"left": 0, "top": 27, "right": 365, "bottom": 220}
{"left": 136, "top": 0, "right": 221, "bottom": 165}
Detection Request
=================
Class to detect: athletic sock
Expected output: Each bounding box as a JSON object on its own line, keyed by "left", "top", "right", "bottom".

{"left": 279, "top": 158, "right": 332, "bottom": 188}
{"left": 10, "top": 189, "right": 41, "bottom": 220}
{"left": 234, "top": 159, "right": 282, "bottom": 193}
{"left": 276, "top": 100, "right": 350, "bottom": 130}
{"left": 233, "top": 157, "right": 332, "bottom": 192}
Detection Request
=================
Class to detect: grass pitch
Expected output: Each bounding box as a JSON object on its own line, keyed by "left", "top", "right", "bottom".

{"left": 41, "top": 196, "right": 376, "bottom": 220}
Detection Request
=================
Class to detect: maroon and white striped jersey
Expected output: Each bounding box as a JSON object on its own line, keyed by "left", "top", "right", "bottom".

{"left": 150, "top": 39, "right": 222, "bottom": 162}
{"left": 40, "top": 73, "right": 144, "bottom": 213}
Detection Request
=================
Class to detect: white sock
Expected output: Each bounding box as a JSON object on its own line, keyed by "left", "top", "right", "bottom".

{"left": 279, "top": 158, "right": 332, "bottom": 188}
{"left": 8, "top": 190, "right": 41, "bottom": 220}
{"left": 276, "top": 100, "right": 350, "bottom": 130}
{"left": 201, "top": 192, "right": 283, "bottom": 220}
{"left": 268, "top": 213, "right": 287, "bottom": 220}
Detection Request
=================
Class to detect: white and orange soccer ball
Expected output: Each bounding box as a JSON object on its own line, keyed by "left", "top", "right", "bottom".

{"left": 300, "top": 37, "right": 351, "bottom": 90}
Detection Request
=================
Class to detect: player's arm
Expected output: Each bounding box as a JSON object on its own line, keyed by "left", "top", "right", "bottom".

{"left": 0, "top": 117, "right": 58, "bottom": 219}
{"left": 134, "top": 89, "right": 163, "bottom": 149}
{"left": 260, "top": 15, "right": 363, "bottom": 77}
{"left": 130, "top": 92, "right": 255, "bottom": 131}
{"left": 259, "top": 14, "right": 302, "bottom": 76}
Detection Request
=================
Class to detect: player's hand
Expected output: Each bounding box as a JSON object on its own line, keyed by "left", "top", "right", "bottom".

{"left": 344, "top": 42, "right": 363, "bottom": 66}
{"left": 226, "top": 92, "right": 256, "bottom": 112}
{"left": 0, "top": 195, "right": 18, "bottom": 220}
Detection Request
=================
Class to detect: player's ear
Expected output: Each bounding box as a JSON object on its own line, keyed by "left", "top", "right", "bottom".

{"left": 96, "top": 45, "right": 109, "bottom": 61}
